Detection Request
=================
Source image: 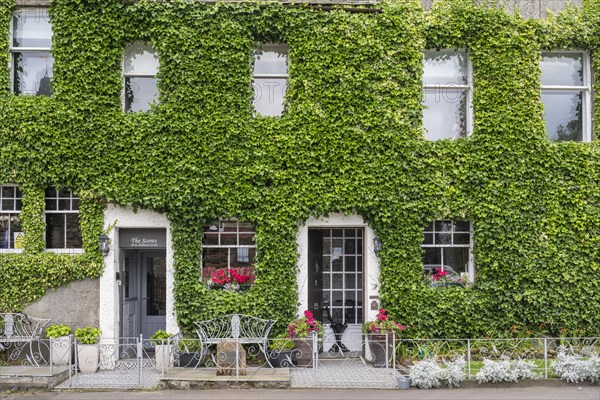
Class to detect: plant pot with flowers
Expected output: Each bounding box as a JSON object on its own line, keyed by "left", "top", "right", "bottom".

{"left": 268, "top": 335, "right": 296, "bottom": 368}
{"left": 286, "top": 310, "right": 323, "bottom": 367}
{"left": 206, "top": 268, "right": 254, "bottom": 292}
{"left": 75, "top": 327, "right": 101, "bottom": 373}
{"left": 424, "top": 267, "right": 467, "bottom": 288}
{"left": 363, "top": 309, "right": 407, "bottom": 368}
{"left": 46, "top": 324, "right": 72, "bottom": 366}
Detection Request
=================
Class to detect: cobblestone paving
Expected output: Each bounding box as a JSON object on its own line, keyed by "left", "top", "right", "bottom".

{"left": 291, "top": 359, "right": 399, "bottom": 389}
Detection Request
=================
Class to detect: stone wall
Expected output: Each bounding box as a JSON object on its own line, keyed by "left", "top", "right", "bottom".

{"left": 23, "top": 278, "right": 99, "bottom": 330}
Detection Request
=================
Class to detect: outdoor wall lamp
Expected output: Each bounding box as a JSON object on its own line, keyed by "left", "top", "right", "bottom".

{"left": 373, "top": 237, "right": 383, "bottom": 254}
{"left": 99, "top": 234, "right": 110, "bottom": 257}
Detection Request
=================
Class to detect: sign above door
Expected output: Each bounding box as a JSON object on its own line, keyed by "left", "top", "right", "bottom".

{"left": 119, "top": 228, "right": 167, "bottom": 249}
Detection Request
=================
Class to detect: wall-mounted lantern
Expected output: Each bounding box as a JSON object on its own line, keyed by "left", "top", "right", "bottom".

{"left": 99, "top": 234, "right": 110, "bottom": 257}
{"left": 373, "top": 237, "right": 383, "bottom": 254}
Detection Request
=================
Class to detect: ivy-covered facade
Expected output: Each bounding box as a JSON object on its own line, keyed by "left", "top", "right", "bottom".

{"left": 0, "top": 0, "right": 599, "bottom": 340}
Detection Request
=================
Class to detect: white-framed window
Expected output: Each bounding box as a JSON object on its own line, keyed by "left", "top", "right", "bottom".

{"left": 9, "top": 8, "right": 53, "bottom": 96}
{"left": 123, "top": 41, "right": 159, "bottom": 112}
{"left": 423, "top": 50, "right": 472, "bottom": 140}
{"left": 201, "top": 219, "right": 256, "bottom": 283}
{"left": 44, "top": 188, "right": 82, "bottom": 250}
{"left": 422, "top": 220, "right": 474, "bottom": 282}
{"left": 0, "top": 185, "right": 23, "bottom": 251}
{"left": 541, "top": 51, "right": 591, "bottom": 142}
{"left": 252, "top": 43, "right": 289, "bottom": 117}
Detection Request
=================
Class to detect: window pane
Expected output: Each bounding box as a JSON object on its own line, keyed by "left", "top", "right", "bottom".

{"left": 252, "top": 78, "right": 286, "bottom": 116}
{"left": 12, "top": 9, "right": 52, "bottom": 48}
{"left": 2, "top": 186, "right": 14, "bottom": 198}
{"left": 203, "top": 248, "right": 228, "bottom": 270}
{"left": 124, "top": 42, "right": 159, "bottom": 75}
{"left": 443, "top": 247, "right": 468, "bottom": 275}
{"left": 0, "top": 214, "right": 21, "bottom": 249}
{"left": 423, "top": 51, "right": 467, "bottom": 86}
{"left": 541, "top": 53, "right": 583, "bottom": 86}
{"left": 423, "top": 88, "right": 467, "bottom": 140}
{"left": 124, "top": 77, "right": 158, "bottom": 113}
{"left": 45, "top": 198, "right": 57, "bottom": 211}
{"left": 435, "top": 232, "right": 452, "bottom": 245}
{"left": 435, "top": 220, "right": 453, "bottom": 232}
{"left": 423, "top": 232, "right": 433, "bottom": 245}
{"left": 58, "top": 199, "right": 70, "bottom": 211}
{"left": 454, "top": 233, "right": 470, "bottom": 245}
{"left": 422, "top": 247, "right": 441, "bottom": 266}
{"left": 253, "top": 45, "right": 288, "bottom": 75}
{"left": 65, "top": 213, "right": 82, "bottom": 248}
{"left": 542, "top": 90, "right": 583, "bottom": 141}
{"left": 454, "top": 221, "right": 470, "bottom": 232}
{"left": 1, "top": 200, "right": 14, "bottom": 211}
{"left": 13, "top": 52, "right": 53, "bottom": 96}
{"left": 46, "top": 213, "right": 65, "bottom": 249}
{"left": 45, "top": 187, "right": 56, "bottom": 197}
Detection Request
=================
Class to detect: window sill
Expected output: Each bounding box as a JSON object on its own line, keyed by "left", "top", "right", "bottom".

{"left": 44, "top": 249, "right": 85, "bottom": 255}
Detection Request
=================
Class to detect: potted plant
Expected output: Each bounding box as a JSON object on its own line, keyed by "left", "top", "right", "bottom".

{"left": 150, "top": 330, "right": 173, "bottom": 371}
{"left": 46, "top": 324, "right": 72, "bottom": 366}
{"left": 268, "top": 335, "right": 296, "bottom": 368}
{"left": 286, "top": 310, "right": 322, "bottom": 367}
{"left": 177, "top": 338, "right": 202, "bottom": 368}
{"left": 363, "top": 309, "right": 407, "bottom": 368}
{"left": 206, "top": 268, "right": 253, "bottom": 292}
{"left": 75, "top": 327, "right": 101, "bottom": 373}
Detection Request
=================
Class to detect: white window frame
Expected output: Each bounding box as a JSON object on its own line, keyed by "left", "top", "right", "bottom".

{"left": 44, "top": 188, "right": 83, "bottom": 253}
{"left": 9, "top": 8, "right": 53, "bottom": 96}
{"left": 252, "top": 43, "right": 289, "bottom": 117}
{"left": 122, "top": 41, "right": 159, "bottom": 112}
{"left": 0, "top": 184, "right": 23, "bottom": 253}
{"left": 201, "top": 219, "right": 256, "bottom": 278}
{"left": 541, "top": 50, "right": 592, "bottom": 142}
{"left": 423, "top": 49, "right": 473, "bottom": 139}
{"left": 422, "top": 220, "right": 474, "bottom": 282}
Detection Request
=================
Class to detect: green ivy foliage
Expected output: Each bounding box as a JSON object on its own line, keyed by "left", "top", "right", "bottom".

{"left": 0, "top": 0, "right": 598, "bottom": 338}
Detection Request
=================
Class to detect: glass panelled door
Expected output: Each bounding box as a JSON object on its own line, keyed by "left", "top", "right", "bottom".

{"left": 308, "top": 228, "right": 363, "bottom": 325}
{"left": 121, "top": 249, "right": 166, "bottom": 338}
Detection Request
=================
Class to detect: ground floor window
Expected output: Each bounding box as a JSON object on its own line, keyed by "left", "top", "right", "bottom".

{"left": 202, "top": 219, "right": 256, "bottom": 285}
{"left": 0, "top": 185, "right": 22, "bottom": 250}
{"left": 44, "top": 187, "right": 82, "bottom": 249}
{"left": 422, "top": 220, "right": 473, "bottom": 282}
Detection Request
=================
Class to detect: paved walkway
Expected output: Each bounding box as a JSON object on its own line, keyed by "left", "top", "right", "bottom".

{"left": 3, "top": 387, "right": 599, "bottom": 400}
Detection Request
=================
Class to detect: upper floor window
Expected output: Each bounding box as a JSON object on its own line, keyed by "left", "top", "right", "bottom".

{"left": 422, "top": 220, "right": 474, "bottom": 283}
{"left": 541, "top": 51, "right": 591, "bottom": 142}
{"left": 45, "top": 188, "right": 82, "bottom": 249}
{"left": 0, "top": 185, "right": 23, "bottom": 250}
{"left": 201, "top": 219, "right": 256, "bottom": 286}
{"left": 252, "top": 43, "right": 288, "bottom": 117}
{"left": 123, "top": 42, "right": 159, "bottom": 112}
{"left": 10, "top": 8, "right": 53, "bottom": 96}
{"left": 423, "top": 50, "right": 472, "bottom": 140}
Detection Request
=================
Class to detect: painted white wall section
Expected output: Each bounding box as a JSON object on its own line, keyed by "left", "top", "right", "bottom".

{"left": 296, "top": 213, "right": 381, "bottom": 328}
{"left": 100, "top": 204, "right": 176, "bottom": 340}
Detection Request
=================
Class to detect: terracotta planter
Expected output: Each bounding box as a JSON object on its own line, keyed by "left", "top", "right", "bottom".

{"left": 368, "top": 334, "right": 394, "bottom": 368}
{"left": 77, "top": 344, "right": 99, "bottom": 373}
{"left": 293, "top": 338, "right": 313, "bottom": 367}
{"left": 50, "top": 336, "right": 71, "bottom": 366}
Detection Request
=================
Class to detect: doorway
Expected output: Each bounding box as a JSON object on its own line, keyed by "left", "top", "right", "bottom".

{"left": 308, "top": 228, "right": 364, "bottom": 346}
{"left": 121, "top": 249, "right": 167, "bottom": 338}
